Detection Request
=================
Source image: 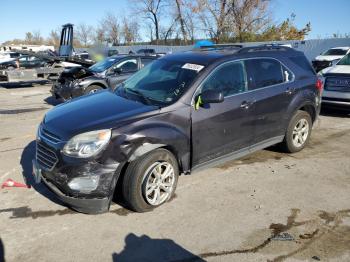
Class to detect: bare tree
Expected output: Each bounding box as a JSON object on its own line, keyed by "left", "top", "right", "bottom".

{"left": 100, "top": 12, "right": 121, "bottom": 45}
{"left": 229, "top": 0, "right": 270, "bottom": 42}
{"left": 47, "top": 28, "right": 61, "bottom": 47}
{"left": 174, "top": 0, "right": 188, "bottom": 43}
{"left": 25, "top": 32, "right": 34, "bottom": 44}
{"left": 133, "top": 0, "right": 165, "bottom": 44}
{"left": 121, "top": 19, "right": 140, "bottom": 44}
{"left": 194, "top": 0, "right": 233, "bottom": 43}
{"left": 76, "top": 23, "right": 95, "bottom": 47}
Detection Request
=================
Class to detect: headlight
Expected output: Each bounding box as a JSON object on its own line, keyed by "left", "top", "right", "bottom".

{"left": 63, "top": 129, "right": 111, "bottom": 158}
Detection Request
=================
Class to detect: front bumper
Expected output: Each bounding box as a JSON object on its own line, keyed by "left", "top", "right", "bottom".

{"left": 41, "top": 173, "right": 111, "bottom": 214}
{"left": 322, "top": 90, "right": 350, "bottom": 108}
{"left": 34, "top": 131, "right": 122, "bottom": 213}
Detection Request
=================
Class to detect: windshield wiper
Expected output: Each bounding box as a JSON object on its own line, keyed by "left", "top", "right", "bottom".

{"left": 125, "top": 88, "right": 152, "bottom": 105}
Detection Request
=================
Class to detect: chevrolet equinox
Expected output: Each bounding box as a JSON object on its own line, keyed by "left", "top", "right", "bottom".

{"left": 33, "top": 45, "right": 322, "bottom": 213}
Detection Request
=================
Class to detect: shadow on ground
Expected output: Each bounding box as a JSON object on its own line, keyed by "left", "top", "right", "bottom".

{"left": 0, "top": 81, "right": 49, "bottom": 89}
{"left": 112, "top": 233, "right": 204, "bottom": 262}
{"left": 44, "top": 96, "right": 62, "bottom": 106}
{"left": 20, "top": 140, "right": 64, "bottom": 206}
{"left": 320, "top": 107, "right": 350, "bottom": 118}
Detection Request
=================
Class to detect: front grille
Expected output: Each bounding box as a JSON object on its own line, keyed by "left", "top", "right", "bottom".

{"left": 40, "top": 128, "right": 61, "bottom": 144}
{"left": 36, "top": 142, "right": 58, "bottom": 170}
{"left": 325, "top": 77, "right": 350, "bottom": 92}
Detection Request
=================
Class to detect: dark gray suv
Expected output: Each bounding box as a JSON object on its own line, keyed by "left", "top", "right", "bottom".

{"left": 33, "top": 45, "right": 322, "bottom": 213}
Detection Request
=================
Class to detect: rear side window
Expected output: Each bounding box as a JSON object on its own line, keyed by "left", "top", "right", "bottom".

{"left": 201, "top": 61, "right": 247, "bottom": 97}
{"left": 289, "top": 56, "right": 315, "bottom": 74}
{"left": 245, "top": 58, "right": 284, "bottom": 90}
{"left": 141, "top": 58, "right": 154, "bottom": 68}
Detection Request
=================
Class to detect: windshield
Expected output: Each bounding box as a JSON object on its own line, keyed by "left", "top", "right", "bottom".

{"left": 115, "top": 59, "right": 204, "bottom": 106}
{"left": 89, "top": 57, "right": 119, "bottom": 73}
{"left": 337, "top": 53, "right": 350, "bottom": 65}
{"left": 322, "top": 49, "right": 347, "bottom": 56}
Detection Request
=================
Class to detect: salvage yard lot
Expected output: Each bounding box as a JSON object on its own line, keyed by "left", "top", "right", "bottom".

{"left": 0, "top": 84, "right": 349, "bottom": 262}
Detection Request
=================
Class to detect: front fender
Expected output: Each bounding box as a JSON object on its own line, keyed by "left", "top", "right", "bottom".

{"left": 109, "top": 123, "right": 190, "bottom": 173}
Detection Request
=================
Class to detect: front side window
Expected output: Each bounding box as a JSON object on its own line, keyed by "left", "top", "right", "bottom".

{"left": 337, "top": 53, "right": 350, "bottom": 65}
{"left": 201, "top": 61, "right": 247, "bottom": 97}
{"left": 115, "top": 59, "right": 138, "bottom": 72}
{"left": 115, "top": 59, "right": 204, "bottom": 106}
{"left": 246, "top": 58, "right": 284, "bottom": 90}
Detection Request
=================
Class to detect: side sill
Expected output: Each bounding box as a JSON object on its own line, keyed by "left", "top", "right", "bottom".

{"left": 191, "top": 135, "right": 284, "bottom": 174}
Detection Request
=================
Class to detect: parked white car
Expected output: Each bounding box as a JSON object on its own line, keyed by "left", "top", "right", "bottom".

{"left": 312, "top": 46, "right": 350, "bottom": 72}
{"left": 319, "top": 53, "right": 350, "bottom": 108}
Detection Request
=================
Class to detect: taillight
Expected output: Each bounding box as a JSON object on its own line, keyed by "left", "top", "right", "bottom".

{"left": 315, "top": 78, "right": 323, "bottom": 92}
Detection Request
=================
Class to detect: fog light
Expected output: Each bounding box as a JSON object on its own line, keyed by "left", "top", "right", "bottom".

{"left": 68, "top": 176, "right": 100, "bottom": 192}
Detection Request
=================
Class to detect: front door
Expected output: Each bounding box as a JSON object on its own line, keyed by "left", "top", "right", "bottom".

{"left": 191, "top": 60, "right": 255, "bottom": 166}
{"left": 106, "top": 58, "right": 139, "bottom": 89}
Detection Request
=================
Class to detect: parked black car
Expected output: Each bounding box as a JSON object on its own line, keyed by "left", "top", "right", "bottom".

{"left": 51, "top": 55, "right": 158, "bottom": 100}
{"left": 33, "top": 46, "right": 322, "bottom": 214}
{"left": 0, "top": 55, "right": 50, "bottom": 70}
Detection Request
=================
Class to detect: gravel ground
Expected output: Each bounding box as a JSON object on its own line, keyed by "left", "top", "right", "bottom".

{"left": 0, "top": 84, "right": 349, "bottom": 262}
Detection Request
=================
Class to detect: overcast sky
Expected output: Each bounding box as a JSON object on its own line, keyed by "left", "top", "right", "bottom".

{"left": 0, "top": 0, "right": 349, "bottom": 44}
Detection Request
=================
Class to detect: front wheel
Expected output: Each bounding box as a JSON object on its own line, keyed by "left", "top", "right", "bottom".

{"left": 84, "top": 85, "right": 103, "bottom": 95}
{"left": 280, "top": 110, "right": 312, "bottom": 153}
{"left": 122, "top": 149, "right": 179, "bottom": 212}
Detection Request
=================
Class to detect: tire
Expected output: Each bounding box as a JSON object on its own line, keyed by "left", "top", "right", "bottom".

{"left": 84, "top": 85, "right": 103, "bottom": 95}
{"left": 280, "top": 110, "right": 312, "bottom": 153}
{"left": 122, "top": 148, "right": 179, "bottom": 212}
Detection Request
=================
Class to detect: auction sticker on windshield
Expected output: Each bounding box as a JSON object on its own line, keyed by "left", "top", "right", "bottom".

{"left": 182, "top": 63, "right": 205, "bottom": 72}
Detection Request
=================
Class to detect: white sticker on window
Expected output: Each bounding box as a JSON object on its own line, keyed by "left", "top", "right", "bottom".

{"left": 182, "top": 63, "right": 204, "bottom": 72}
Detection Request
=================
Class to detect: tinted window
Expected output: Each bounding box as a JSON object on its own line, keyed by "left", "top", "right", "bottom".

{"left": 141, "top": 58, "right": 154, "bottom": 68}
{"left": 246, "top": 59, "right": 284, "bottom": 90}
{"left": 202, "top": 61, "right": 247, "bottom": 96}
{"left": 322, "top": 49, "right": 347, "bottom": 56}
{"left": 9, "top": 53, "right": 20, "bottom": 58}
{"left": 115, "top": 58, "right": 138, "bottom": 72}
{"left": 337, "top": 53, "right": 350, "bottom": 65}
{"left": 290, "top": 56, "right": 314, "bottom": 74}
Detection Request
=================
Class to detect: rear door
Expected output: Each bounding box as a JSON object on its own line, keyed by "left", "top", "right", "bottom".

{"left": 191, "top": 60, "right": 255, "bottom": 166}
{"left": 106, "top": 57, "right": 139, "bottom": 89}
{"left": 245, "top": 58, "right": 295, "bottom": 143}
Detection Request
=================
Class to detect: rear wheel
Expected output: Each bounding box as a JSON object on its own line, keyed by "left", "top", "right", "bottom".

{"left": 280, "top": 110, "right": 312, "bottom": 153}
{"left": 84, "top": 85, "right": 103, "bottom": 95}
{"left": 122, "top": 149, "right": 179, "bottom": 212}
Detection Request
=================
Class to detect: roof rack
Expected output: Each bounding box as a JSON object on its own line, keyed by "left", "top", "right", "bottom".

{"left": 237, "top": 44, "right": 294, "bottom": 54}
{"left": 198, "top": 44, "right": 243, "bottom": 51}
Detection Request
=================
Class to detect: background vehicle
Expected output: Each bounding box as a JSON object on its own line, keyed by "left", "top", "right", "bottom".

{"left": 0, "top": 55, "right": 50, "bottom": 70}
{"left": 0, "top": 51, "right": 21, "bottom": 63}
{"left": 312, "top": 46, "right": 350, "bottom": 72}
{"left": 136, "top": 48, "right": 156, "bottom": 55}
{"left": 51, "top": 54, "right": 158, "bottom": 100}
{"left": 320, "top": 53, "right": 350, "bottom": 108}
{"left": 34, "top": 45, "right": 321, "bottom": 214}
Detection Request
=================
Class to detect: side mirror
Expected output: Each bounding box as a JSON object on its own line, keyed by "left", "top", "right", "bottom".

{"left": 201, "top": 89, "right": 224, "bottom": 104}
{"left": 114, "top": 67, "right": 122, "bottom": 74}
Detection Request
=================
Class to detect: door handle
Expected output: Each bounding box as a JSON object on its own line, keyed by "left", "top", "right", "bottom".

{"left": 240, "top": 100, "right": 255, "bottom": 109}
{"left": 285, "top": 87, "right": 295, "bottom": 95}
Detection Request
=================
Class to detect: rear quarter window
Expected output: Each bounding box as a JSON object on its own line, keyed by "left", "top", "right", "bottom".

{"left": 289, "top": 56, "right": 315, "bottom": 75}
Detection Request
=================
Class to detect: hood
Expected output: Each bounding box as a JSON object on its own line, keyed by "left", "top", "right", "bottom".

{"left": 43, "top": 90, "right": 159, "bottom": 139}
{"left": 58, "top": 66, "right": 95, "bottom": 83}
{"left": 321, "top": 65, "right": 350, "bottom": 76}
{"left": 314, "top": 55, "right": 344, "bottom": 62}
